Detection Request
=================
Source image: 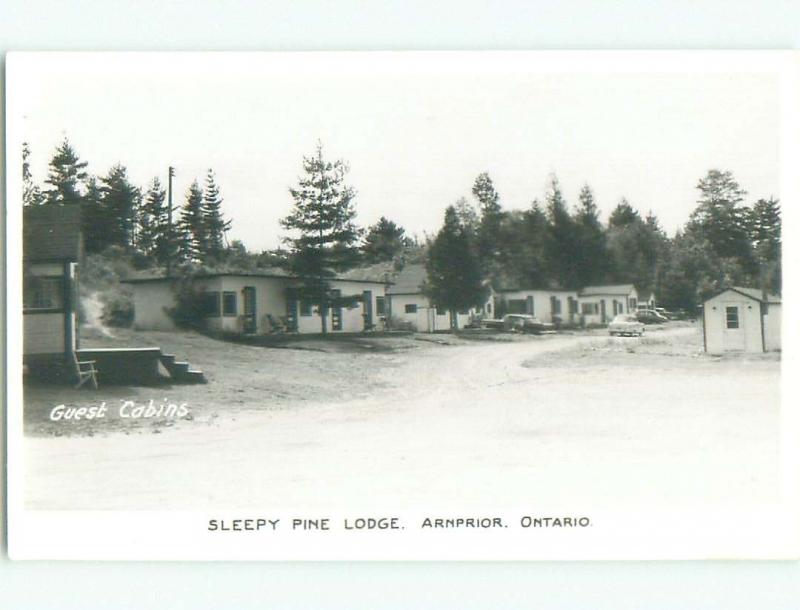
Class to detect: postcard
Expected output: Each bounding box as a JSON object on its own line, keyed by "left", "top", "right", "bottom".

{"left": 6, "top": 51, "right": 799, "bottom": 559}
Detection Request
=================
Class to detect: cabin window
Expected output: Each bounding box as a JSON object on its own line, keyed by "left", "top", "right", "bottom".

{"left": 222, "top": 291, "right": 237, "bottom": 316}
{"left": 24, "top": 276, "right": 64, "bottom": 311}
{"left": 405, "top": 304, "right": 418, "bottom": 314}
{"left": 726, "top": 306, "right": 739, "bottom": 329}
{"left": 486, "top": 302, "right": 492, "bottom": 314}
{"left": 436, "top": 306, "right": 447, "bottom": 316}
{"left": 581, "top": 302, "right": 599, "bottom": 315}
{"left": 629, "top": 298, "right": 637, "bottom": 311}
{"left": 458, "top": 308, "right": 469, "bottom": 315}
{"left": 202, "top": 292, "right": 221, "bottom": 317}
{"left": 375, "top": 296, "right": 386, "bottom": 316}
{"left": 300, "top": 300, "right": 313, "bottom": 316}
{"left": 550, "top": 296, "right": 562, "bottom": 314}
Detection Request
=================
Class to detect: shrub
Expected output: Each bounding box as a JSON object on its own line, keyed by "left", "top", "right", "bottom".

{"left": 166, "top": 277, "right": 207, "bottom": 330}
{"left": 385, "top": 314, "right": 417, "bottom": 332}
{"left": 101, "top": 289, "right": 134, "bottom": 327}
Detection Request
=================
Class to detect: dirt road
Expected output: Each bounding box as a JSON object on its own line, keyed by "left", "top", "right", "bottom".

{"left": 23, "top": 326, "right": 780, "bottom": 509}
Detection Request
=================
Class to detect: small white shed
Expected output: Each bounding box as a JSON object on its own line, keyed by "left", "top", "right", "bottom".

{"left": 702, "top": 287, "right": 781, "bottom": 354}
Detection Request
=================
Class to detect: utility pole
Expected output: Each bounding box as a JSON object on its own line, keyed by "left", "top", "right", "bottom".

{"left": 167, "top": 166, "right": 175, "bottom": 277}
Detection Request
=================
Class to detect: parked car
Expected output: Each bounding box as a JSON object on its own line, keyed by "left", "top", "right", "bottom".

{"left": 669, "top": 308, "right": 697, "bottom": 321}
{"left": 654, "top": 307, "right": 672, "bottom": 320}
{"left": 502, "top": 314, "right": 555, "bottom": 334}
{"left": 608, "top": 314, "right": 645, "bottom": 336}
{"left": 636, "top": 309, "right": 669, "bottom": 324}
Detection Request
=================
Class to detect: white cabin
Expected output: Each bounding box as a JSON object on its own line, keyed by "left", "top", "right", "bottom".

{"left": 385, "top": 264, "right": 489, "bottom": 332}
{"left": 578, "top": 284, "right": 639, "bottom": 325}
{"left": 124, "top": 271, "right": 390, "bottom": 335}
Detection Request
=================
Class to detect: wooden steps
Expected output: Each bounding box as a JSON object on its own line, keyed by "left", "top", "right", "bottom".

{"left": 159, "top": 353, "right": 207, "bottom": 384}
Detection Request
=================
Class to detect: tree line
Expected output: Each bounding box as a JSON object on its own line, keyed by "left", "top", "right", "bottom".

{"left": 424, "top": 169, "right": 780, "bottom": 319}
{"left": 23, "top": 138, "right": 781, "bottom": 328}
{"left": 23, "top": 138, "right": 232, "bottom": 267}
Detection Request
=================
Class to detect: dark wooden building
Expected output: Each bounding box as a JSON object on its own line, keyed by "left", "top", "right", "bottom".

{"left": 23, "top": 205, "right": 83, "bottom": 372}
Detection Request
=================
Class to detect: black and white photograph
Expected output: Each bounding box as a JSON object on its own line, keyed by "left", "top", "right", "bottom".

{"left": 6, "top": 51, "right": 798, "bottom": 560}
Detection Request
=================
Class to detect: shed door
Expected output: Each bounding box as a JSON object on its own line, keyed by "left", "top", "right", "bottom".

{"left": 722, "top": 303, "right": 745, "bottom": 351}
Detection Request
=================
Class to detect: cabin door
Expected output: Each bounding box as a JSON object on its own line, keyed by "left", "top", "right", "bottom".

{"left": 722, "top": 302, "right": 745, "bottom": 351}
{"left": 242, "top": 286, "right": 257, "bottom": 334}
{"left": 600, "top": 300, "right": 607, "bottom": 324}
{"left": 362, "top": 290, "right": 373, "bottom": 330}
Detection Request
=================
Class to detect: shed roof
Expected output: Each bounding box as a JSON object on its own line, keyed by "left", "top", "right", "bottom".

{"left": 706, "top": 286, "right": 781, "bottom": 305}
{"left": 579, "top": 284, "right": 636, "bottom": 297}
{"left": 23, "top": 204, "right": 82, "bottom": 262}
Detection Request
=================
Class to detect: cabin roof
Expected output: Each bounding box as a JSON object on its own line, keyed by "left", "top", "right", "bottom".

{"left": 122, "top": 268, "right": 392, "bottom": 286}
{"left": 23, "top": 204, "right": 82, "bottom": 262}
{"left": 579, "top": 283, "right": 636, "bottom": 297}
{"left": 386, "top": 264, "right": 427, "bottom": 295}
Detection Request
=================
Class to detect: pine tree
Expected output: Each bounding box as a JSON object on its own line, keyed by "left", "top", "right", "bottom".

{"left": 608, "top": 198, "right": 640, "bottom": 228}
{"left": 573, "top": 183, "right": 609, "bottom": 286}
{"left": 138, "top": 177, "right": 168, "bottom": 260}
{"left": 81, "top": 177, "right": 111, "bottom": 254}
{"left": 424, "top": 205, "right": 487, "bottom": 330}
{"left": 472, "top": 172, "right": 505, "bottom": 277}
{"left": 203, "top": 169, "right": 232, "bottom": 263}
{"left": 280, "top": 143, "right": 363, "bottom": 334}
{"left": 520, "top": 200, "right": 550, "bottom": 287}
{"left": 453, "top": 196, "right": 480, "bottom": 240}
{"left": 22, "top": 143, "right": 44, "bottom": 206}
{"left": 749, "top": 197, "right": 781, "bottom": 263}
{"left": 100, "top": 164, "right": 141, "bottom": 250}
{"left": 688, "top": 169, "right": 753, "bottom": 262}
{"left": 178, "top": 180, "right": 206, "bottom": 263}
{"left": 543, "top": 175, "right": 579, "bottom": 288}
{"left": 362, "top": 216, "right": 409, "bottom": 263}
{"left": 44, "top": 137, "right": 88, "bottom": 206}
{"left": 749, "top": 197, "right": 781, "bottom": 292}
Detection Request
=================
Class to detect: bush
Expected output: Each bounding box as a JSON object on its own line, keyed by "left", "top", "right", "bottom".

{"left": 101, "top": 289, "right": 134, "bottom": 327}
{"left": 385, "top": 315, "right": 417, "bottom": 332}
{"left": 166, "top": 277, "right": 207, "bottom": 330}
{"left": 80, "top": 247, "right": 138, "bottom": 291}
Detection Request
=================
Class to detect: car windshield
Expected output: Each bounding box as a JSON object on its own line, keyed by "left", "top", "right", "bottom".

{"left": 613, "top": 315, "right": 636, "bottom": 323}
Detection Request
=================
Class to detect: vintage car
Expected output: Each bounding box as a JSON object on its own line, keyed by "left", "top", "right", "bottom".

{"left": 654, "top": 307, "right": 672, "bottom": 320}
{"left": 501, "top": 314, "right": 555, "bottom": 334}
{"left": 635, "top": 309, "right": 669, "bottom": 324}
{"left": 608, "top": 314, "right": 645, "bottom": 336}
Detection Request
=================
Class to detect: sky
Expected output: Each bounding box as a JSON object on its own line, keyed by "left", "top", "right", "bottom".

{"left": 9, "top": 52, "right": 782, "bottom": 252}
